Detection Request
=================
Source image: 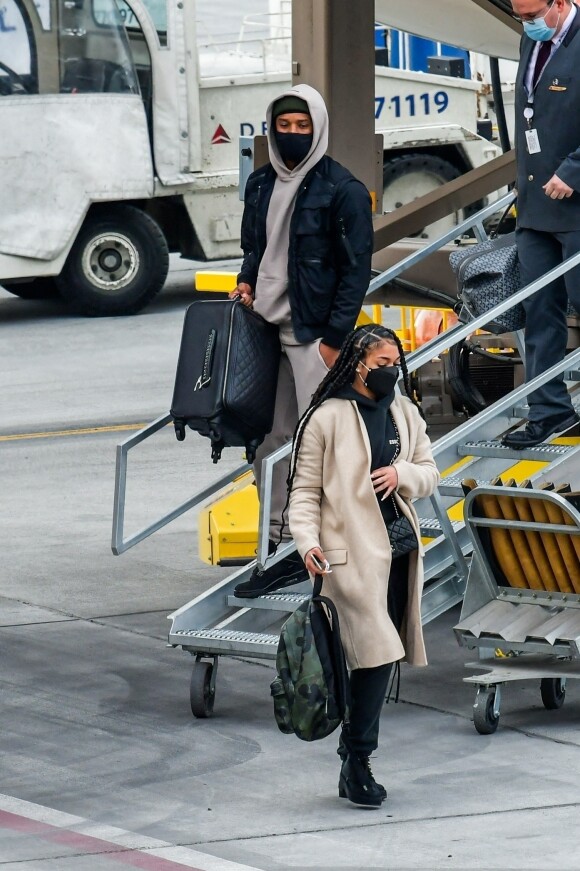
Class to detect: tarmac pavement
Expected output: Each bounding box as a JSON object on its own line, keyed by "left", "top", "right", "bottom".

{"left": 1, "top": 264, "right": 580, "bottom": 870}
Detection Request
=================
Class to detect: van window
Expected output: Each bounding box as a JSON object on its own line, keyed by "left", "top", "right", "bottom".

{"left": 97, "top": 0, "right": 167, "bottom": 47}
{"left": 60, "top": 0, "right": 139, "bottom": 93}
{"left": 0, "top": 0, "right": 37, "bottom": 94}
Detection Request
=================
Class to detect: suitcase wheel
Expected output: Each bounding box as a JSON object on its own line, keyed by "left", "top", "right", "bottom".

{"left": 174, "top": 420, "right": 186, "bottom": 441}
{"left": 246, "top": 439, "right": 260, "bottom": 465}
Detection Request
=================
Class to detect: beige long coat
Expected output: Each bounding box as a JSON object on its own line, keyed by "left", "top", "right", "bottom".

{"left": 289, "top": 395, "right": 440, "bottom": 670}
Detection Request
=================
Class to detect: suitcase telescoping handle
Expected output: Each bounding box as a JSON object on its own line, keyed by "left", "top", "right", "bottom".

{"left": 194, "top": 328, "right": 217, "bottom": 391}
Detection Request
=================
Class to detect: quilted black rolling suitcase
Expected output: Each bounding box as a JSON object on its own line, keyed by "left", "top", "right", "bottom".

{"left": 171, "top": 300, "right": 281, "bottom": 463}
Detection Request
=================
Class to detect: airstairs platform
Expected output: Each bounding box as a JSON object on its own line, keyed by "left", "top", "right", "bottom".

{"left": 112, "top": 191, "right": 580, "bottom": 716}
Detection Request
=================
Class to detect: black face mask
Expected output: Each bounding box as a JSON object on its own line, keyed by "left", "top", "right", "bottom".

{"left": 274, "top": 131, "right": 313, "bottom": 166}
{"left": 360, "top": 364, "right": 399, "bottom": 400}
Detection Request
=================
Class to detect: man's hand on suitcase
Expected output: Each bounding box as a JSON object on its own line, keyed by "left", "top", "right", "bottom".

{"left": 319, "top": 341, "right": 340, "bottom": 369}
{"left": 230, "top": 283, "right": 254, "bottom": 307}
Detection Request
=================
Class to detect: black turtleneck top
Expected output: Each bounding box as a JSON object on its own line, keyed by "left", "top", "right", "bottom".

{"left": 336, "top": 385, "right": 399, "bottom": 524}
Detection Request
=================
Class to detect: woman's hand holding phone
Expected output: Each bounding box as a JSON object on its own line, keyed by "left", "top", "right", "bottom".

{"left": 305, "top": 547, "right": 332, "bottom": 575}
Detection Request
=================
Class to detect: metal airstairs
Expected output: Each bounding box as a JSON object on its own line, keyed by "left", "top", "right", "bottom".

{"left": 112, "top": 191, "right": 580, "bottom": 716}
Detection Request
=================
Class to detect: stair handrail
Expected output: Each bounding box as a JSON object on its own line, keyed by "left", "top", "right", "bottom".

{"left": 112, "top": 193, "right": 580, "bottom": 566}
{"left": 255, "top": 236, "right": 580, "bottom": 565}
{"left": 111, "top": 413, "right": 250, "bottom": 555}
{"left": 367, "top": 189, "right": 515, "bottom": 298}
{"left": 405, "top": 247, "right": 580, "bottom": 373}
{"left": 431, "top": 346, "right": 580, "bottom": 461}
{"left": 255, "top": 345, "right": 580, "bottom": 568}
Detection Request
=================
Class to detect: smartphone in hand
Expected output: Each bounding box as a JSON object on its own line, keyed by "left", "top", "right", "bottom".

{"left": 311, "top": 554, "right": 332, "bottom": 574}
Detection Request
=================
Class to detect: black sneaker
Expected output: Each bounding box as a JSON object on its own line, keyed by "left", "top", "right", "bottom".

{"left": 233, "top": 551, "right": 308, "bottom": 598}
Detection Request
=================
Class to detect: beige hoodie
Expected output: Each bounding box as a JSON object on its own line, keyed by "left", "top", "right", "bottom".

{"left": 252, "top": 85, "right": 329, "bottom": 335}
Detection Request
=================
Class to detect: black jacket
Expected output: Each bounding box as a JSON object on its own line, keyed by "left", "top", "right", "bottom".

{"left": 237, "top": 155, "right": 373, "bottom": 348}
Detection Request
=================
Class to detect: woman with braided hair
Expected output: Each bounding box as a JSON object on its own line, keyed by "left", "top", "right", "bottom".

{"left": 288, "top": 324, "right": 439, "bottom": 808}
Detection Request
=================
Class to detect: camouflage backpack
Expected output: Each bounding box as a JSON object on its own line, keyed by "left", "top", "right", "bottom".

{"left": 270, "top": 576, "right": 351, "bottom": 742}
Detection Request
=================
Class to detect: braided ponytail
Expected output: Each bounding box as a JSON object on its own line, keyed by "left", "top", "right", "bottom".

{"left": 274, "top": 323, "right": 423, "bottom": 550}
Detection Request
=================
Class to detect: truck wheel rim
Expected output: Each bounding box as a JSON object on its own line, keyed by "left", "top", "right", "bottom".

{"left": 383, "top": 171, "right": 458, "bottom": 239}
{"left": 82, "top": 233, "right": 139, "bottom": 292}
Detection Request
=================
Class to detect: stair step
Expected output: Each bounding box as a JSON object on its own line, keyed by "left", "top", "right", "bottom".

{"left": 419, "top": 517, "right": 464, "bottom": 537}
{"left": 458, "top": 440, "right": 575, "bottom": 462}
{"left": 227, "top": 591, "right": 310, "bottom": 611}
{"left": 439, "top": 476, "right": 488, "bottom": 497}
{"left": 169, "top": 628, "right": 278, "bottom": 657}
{"left": 422, "top": 569, "right": 467, "bottom": 625}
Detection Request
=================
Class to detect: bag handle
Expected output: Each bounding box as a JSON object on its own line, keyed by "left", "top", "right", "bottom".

{"left": 490, "top": 198, "right": 516, "bottom": 240}
{"left": 311, "top": 574, "right": 352, "bottom": 724}
{"left": 312, "top": 573, "right": 323, "bottom": 599}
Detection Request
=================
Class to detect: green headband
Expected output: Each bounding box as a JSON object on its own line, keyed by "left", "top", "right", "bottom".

{"left": 272, "top": 96, "right": 310, "bottom": 120}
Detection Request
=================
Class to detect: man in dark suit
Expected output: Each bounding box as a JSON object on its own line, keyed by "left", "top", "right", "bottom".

{"left": 503, "top": 0, "right": 580, "bottom": 448}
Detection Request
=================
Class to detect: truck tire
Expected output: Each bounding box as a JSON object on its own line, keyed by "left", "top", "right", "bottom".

{"left": 56, "top": 205, "right": 169, "bottom": 316}
{"left": 382, "top": 154, "right": 462, "bottom": 240}
{"left": 2, "top": 277, "right": 60, "bottom": 300}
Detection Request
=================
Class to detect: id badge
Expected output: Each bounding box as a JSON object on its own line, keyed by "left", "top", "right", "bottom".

{"left": 525, "top": 128, "right": 541, "bottom": 154}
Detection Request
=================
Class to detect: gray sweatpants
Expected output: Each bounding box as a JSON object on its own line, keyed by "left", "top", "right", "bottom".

{"left": 253, "top": 334, "right": 329, "bottom": 542}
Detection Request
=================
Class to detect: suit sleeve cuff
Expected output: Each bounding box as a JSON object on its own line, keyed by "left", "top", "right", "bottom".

{"left": 237, "top": 272, "right": 252, "bottom": 287}
{"left": 556, "top": 161, "right": 580, "bottom": 192}
{"left": 321, "top": 326, "right": 347, "bottom": 349}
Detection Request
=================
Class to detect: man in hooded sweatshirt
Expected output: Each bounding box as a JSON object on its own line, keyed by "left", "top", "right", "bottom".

{"left": 232, "top": 84, "right": 374, "bottom": 598}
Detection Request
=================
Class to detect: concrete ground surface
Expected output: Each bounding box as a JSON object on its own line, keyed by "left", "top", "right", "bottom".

{"left": 1, "top": 262, "right": 580, "bottom": 871}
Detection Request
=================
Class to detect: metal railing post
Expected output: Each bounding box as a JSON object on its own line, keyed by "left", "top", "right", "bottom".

{"left": 111, "top": 414, "right": 250, "bottom": 555}
{"left": 257, "top": 442, "right": 292, "bottom": 568}
{"left": 430, "top": 489, "right": 469, "bottom": 580}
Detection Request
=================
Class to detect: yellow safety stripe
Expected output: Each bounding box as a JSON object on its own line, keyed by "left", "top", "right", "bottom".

{"left": 0, "top": 423, "right": 147, "bottom": 442}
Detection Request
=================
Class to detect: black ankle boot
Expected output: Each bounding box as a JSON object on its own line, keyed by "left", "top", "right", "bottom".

{"left": 337, "top": 743, "right": 386, "bottom": 801}
{"left": 336, "top": 733, "right": 387, "bottom": 801}
{"left": 338, "top": 754, "right": 384, "bottom": 807}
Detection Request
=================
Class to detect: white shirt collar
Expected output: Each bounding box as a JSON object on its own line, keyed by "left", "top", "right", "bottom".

{"left": 526, "top": 4, "right": 578, "bottom": 93}
{"left": 553, "top": 2, "right": 577, "bottom": 47}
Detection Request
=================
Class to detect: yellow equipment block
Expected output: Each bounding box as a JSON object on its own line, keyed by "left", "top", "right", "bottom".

{"left": 198, "top": 476, "right": 259, "bottom": 566}
{"left": 195, "top": 271, "right": 238, "bottom": 293}
{"left": 356, "top": 305, "right": 383, "bottom": 327}
{"left": 194, "top": 273, "right": 386, "bottom": 326}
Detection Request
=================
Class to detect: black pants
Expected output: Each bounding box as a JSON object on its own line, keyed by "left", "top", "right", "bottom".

{"left": 342, "top": 553, "right": 409, "bottom": 757}
{"left": 516, "top": 227, "right": 580, "bottom": 421}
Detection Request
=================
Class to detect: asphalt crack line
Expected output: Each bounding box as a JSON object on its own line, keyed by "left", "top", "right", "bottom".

{"left": 4, "top": 601, "right": 578, "bottom": 748}
{"left": 398, "top": 697, "right": 580, "bottom": 747}
{"left": 187, "top": 799, "right": 580, "bottom": 847}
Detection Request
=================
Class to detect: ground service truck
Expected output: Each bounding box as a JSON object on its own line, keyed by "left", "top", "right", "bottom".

{"left": 0, "top": 0, "right": 517, "bottom": 315}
